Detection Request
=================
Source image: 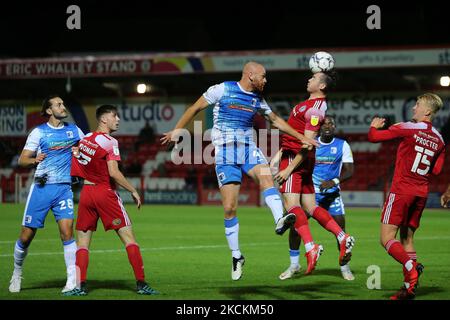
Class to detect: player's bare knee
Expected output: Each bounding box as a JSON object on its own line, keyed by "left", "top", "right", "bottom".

{"left": 60, "top": 231, "right": 73, "bottom": 242}
{"left": 19, "top": 227, "right": 36, "bottom": 246}
{"left": 224, "top": 207, "right": 237, "bottom": 218}
{"left": 259, "top": 175, "right": 274, "bottom": 190}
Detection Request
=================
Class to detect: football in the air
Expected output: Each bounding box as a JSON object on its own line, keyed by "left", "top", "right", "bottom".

{"left": 309, "top": 51, "right": 335, "bottom": 73}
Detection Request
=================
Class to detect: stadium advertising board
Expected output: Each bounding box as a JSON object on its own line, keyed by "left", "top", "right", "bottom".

{"left": 116, "top": 102, "right": 186, "bottom": 135}
{"left": 1, "top": 47, "right": 449, "bottom": 79}
{"left": 200, "top": 188, "right": 258, "bottom": 205}
{"left": 0, "top": 105, "right": 76, "bottom": 136}
{"left": 271, "top": 92, "right": 450, "bottom": 133}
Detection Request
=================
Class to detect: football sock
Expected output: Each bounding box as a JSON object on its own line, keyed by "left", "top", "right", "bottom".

{"left": 126, "top": 243, "right": 145, "bottom": 282}
{"left": 225, "top": 217, "right": 241, "bottom": 259}
{"left": 76, "top": 247, "right": 89, "bottom": 283}
{"left": 340, "top": 264, "right": 351, "bottom": 272}
{"left": 289, "top": 206, "right": 314, "bottom": 245}
{"left": 13, "top": 240, "right": 28, "bottom": 275}
{"left": 407, "top": 251, "right": 417, "bottom": 262}
{"left": 289, "top": 249, "right": 300, "bottom": 267}
{"left": 311, "top": 206, "right": 344, "bottom": 239}
{"left": 385, "top": 239, "right": 412, "bottom": 268}
{"left": 304, "top": 242, "right": 315, "bottom": 252}
{"left": 262, "top": 187, "right": 284, "bottom": 223}
{"left": 62, "top": 239, "right": 77, "bottom": 273}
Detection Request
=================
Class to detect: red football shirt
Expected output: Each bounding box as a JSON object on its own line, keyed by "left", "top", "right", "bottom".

{"left": 368, "top": 121, "right": 445, "bottom": 197}
{"left": 281, "top": 97, "right": 327, "bottom": 153}
{"left": 71, "top": 132, "right": 121, "bottom": 189}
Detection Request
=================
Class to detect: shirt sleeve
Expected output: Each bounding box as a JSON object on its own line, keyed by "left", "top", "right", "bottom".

{"left": 368, "top": 123, "right": 407, "bottom": 142}
{"left": 106, "top": 139, "right": 120, "bottom": 161}
{"left": 203, "top": 83, "right": 225, "bottom": 105}
{"left": 342, "top": 141, "right": 354, "bottom": 163}
{"left": 259, "top": 98, "right": 273, "bottom": 116}
{"left": 23, "top": 128, "right": 41, "bottom": 152}
{"left": 107, "top": 139, "right": 121, "bottom": 161}
{"left": 304, "top": 107, "right": 325, "bottom": 131}
{"left": 77, "top": 126, "right": 85, "bottom": 140}
{"left": 432, "top": 148, "right": 445, "bottom": 175}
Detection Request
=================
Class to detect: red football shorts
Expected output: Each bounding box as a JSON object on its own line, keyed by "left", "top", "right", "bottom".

{"left": 76, "top": 185, "right": 132, "bottom": 232}
{"left": 381, "top": 192, "right": 427, "bottom": 229}
{"left": 279, "top": 151, "right": 315, "bottom": 194}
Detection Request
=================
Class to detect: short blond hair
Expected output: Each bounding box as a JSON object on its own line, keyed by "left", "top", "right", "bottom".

{"left": 418, "top": 93, "right": 443, "bottom": 117}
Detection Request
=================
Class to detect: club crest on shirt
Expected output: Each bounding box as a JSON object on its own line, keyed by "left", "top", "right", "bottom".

{"left": 331, "top": 147, "right": 337, "bottom": 154}
{"left": 310, "top": 115, "right": 319, "bottom": 126}
{"left": 113, "top": 218, "right": 122, "bottom": 226}
{"left": 66, "top": 131, "right": 74, "bottom": 138}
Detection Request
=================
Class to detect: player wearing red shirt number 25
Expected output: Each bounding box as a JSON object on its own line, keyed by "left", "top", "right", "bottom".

{"left": 368, "top": 93, "right": 445, "bottom": 300}
{"left": 64, "top": 105, "right": 159, "bottom": 296}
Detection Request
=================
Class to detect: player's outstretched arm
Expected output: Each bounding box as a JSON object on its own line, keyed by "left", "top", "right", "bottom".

{"left": 267, "top": 112, "right": 319, "bottom": 147}
{"left": 441, "top": 184, "right": 450, "bottom": 208}
{"left": 107, "top": 160, "right": 141, "bottom": 209}
{"left": 161, "top": 96, "right": 210, "bottom": 145}
{"left": 18, "top": 149, "right": 46, "bottom": 168}
{"left": 368, "top": 117, "right": 401, "bottom": 142}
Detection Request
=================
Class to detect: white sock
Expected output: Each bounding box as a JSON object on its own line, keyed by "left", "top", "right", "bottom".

{"left": 13, "top": 240, "right": 28, "bottom": 275}
{"left": 289, "top": 249, "right": 300, "bottom": 267}
{"left": 225, "top": 217, "right": 241, "bottom": 259}
{"left": 340, "top": 264, "right": 351, "bottom": 272}
{"left": 63, "top": 239, "right": 77, "bottom": 274}
{"left": 263, "top": 187, "right": 284, "bottom": 223}
{"left": 304, "top": 242, "right": 315, "bottom": 253}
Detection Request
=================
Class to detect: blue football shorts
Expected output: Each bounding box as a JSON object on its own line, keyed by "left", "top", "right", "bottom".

{"left": 22, "top": 183, "right": 74, "bottom": 228}
{"left": 215, "top": 142, "right": 268, "bottom": 187}
{"left": 316, "top": 192, "right": 346, "bottom": 216}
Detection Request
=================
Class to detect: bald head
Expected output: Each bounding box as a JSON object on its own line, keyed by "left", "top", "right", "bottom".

{"left": 239, "top": 61, "right": 267, "bottom": 93}
{"left": 242, "top": 62, "right": 264, "bottom": 76}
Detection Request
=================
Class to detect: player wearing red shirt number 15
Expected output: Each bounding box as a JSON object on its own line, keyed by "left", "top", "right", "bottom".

{"left": 368, "top": 93, "right": 445, "bottom": 300}
{"left": 64, "top": 105, "right": 159, "bottom": 296}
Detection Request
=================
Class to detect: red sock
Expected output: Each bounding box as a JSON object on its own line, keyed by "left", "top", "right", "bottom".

{"left": 407, "top": 251, "right": 417, "bottom": 262}
{"left": 288, "top": 206, "right": 314, "bottom": 244}
{"left": 126, "top": 243, "right": 145, "bottom": 282}
{"left": 312, "top": 206, "right": 343, "bottom": 237}
{"left": 76, "top": 247, "right": 89, "bottom": 283}
{"left": 385, "top": 240, "right": 411, "bottom": 265}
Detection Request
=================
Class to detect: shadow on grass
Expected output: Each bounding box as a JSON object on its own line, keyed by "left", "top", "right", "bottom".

{"left": 24, "top": 279, "right": 136, "bottom": 294}
{"left": 219, "top": 280, "right": 356, "bottom": 300}
{"left": 381, "top": 285, "right": 446, "bottom": 299}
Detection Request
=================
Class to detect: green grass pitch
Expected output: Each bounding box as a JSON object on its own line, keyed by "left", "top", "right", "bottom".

{"left": 0, "top": 203, "right": 449, "bottom": 300}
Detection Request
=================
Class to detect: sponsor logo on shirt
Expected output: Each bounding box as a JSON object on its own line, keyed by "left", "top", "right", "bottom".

{"left": 299, "top": 105, "right": 306, "bottom": 113}
{"left": 228, "top": 105, "right": 254, "bottom": 113}
{"left": 311, "top": 115, "right": 319, "bottom": 126}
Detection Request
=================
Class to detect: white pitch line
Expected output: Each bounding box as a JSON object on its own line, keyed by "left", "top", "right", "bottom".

{"left": 2, "top": 235, "right": 450, "bottom": 258}
{"left": 0, "top": 242, "right": 269, "bottom": 258}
